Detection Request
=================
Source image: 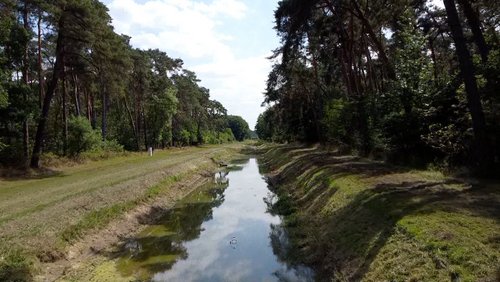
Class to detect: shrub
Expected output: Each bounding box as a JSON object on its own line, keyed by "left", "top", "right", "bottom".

{"left": 220, "top": 128, "right": 236, "bottom": 142}
{"left": 179, "top": 129, "right": 191, "bottom": 146}
{"left": 81, "top": 139, "right": 124, "bottom": 160}
{"left": 67, "top": 116, "right": 101, "bottom": 156}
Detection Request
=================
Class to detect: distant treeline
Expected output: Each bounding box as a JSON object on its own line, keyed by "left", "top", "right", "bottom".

{"left": 0, "top": 0, "right": 250, "bottom": 168}
{"left": 256, "top": 0, "right": 499, "bottom": 175}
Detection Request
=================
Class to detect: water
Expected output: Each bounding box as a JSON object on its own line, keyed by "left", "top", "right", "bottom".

{"left": 115, "top": 158, "right": 314, "bottom": 281}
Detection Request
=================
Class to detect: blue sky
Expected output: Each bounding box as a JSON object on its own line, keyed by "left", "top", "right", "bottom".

{"left": 101, "top": 0, "right": 280, "bottom": 129}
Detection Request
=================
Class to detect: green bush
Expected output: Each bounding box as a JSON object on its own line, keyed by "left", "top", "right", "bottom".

{"left": 202, "top": 131, "right": 219, "bottom": 144}
{"left": 322, "top": 98, "right": 353, "bottom": 146}
{"left": 201, "top": 129, "right": 235, "bottom": 144}
{"left": 81, "top": 139, "right": 124, "bottom": 160}
{"left": 98, "top": 139, "right": 124, "bottom": 152}
{"left": 220, "top": 128, "right": 236, "bottom": 142}
{"left": 179, "top": 129, "right": 191, "bottom": 146}
{"left": 67, "top": 116, "right": 101, "bottom": 156}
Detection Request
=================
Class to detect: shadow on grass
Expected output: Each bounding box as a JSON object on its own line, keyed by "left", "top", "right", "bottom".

{"left": 0, "top": 167, "right": 63, "bottom": 182}
{"left": 317, "top": 183, "right": 456, "bottom": 279}
{"left": 262, "top": 144, "right": 500, "bottom": 281}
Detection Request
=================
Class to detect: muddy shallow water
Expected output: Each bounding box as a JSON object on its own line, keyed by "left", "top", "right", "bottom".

{"left": 114, "top": 157, "right": 314, "bottom": 281}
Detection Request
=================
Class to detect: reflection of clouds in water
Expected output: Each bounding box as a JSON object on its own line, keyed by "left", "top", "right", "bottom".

{"left": 155, "top": 258, "right": 253, "bottom": 281}
{"left": 273, "top": 265, "right": 316, "bottom": 282}
{"left": 153, "top": 208, "right": 244, "bottom": 281}
{"left": 152, "top": 158, "right": 314, "bottom": 281}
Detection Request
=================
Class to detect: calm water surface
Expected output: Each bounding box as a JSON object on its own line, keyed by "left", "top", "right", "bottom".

{"left": 116, "top": 158, "right": 314, "bottom": 281}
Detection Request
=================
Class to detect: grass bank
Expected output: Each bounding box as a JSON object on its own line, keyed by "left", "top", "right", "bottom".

{"left": 0, "top": 143, "right": 244, "bottom": 281}
{"left": 259, "top": 144, "right": 499, "bottom": 281}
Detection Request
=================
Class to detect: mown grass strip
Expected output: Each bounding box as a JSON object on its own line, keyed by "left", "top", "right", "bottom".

{"left": 59, "top": 170, "right": 195, "bottom": 244}
{"left": 0, "top": 174, "right": 140, "bottom": 227}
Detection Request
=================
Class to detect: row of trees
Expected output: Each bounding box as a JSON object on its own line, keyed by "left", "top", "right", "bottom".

{"left": 0, "top": 0, "right": 247, "bottom": 168}
{"left": 256, "top": 0, "right": 499, "bottom": 174}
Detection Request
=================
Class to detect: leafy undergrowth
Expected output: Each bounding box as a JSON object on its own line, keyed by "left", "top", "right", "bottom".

{"left": 261, "top": 144, "right": 500, "bottom": 281}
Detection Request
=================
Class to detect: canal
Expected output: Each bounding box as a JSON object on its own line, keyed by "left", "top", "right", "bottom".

{"left": 114, "top": 157, "right": 314, "bottom": 281}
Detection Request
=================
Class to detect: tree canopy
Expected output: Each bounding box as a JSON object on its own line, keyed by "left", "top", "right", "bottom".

{"left": 257, "top": 0, "right": 499, "bottom": 175}
{"left": 0, "top": 0, "right": 243, "bottom": 168}
{"left": 227, "top": 115, "right": 251, "bottom": 142}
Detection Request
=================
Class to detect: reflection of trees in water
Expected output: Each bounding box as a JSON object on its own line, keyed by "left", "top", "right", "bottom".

{"left": 269, "top": 224, "right": 315, "bottom": 281}
{"left": 263, "top": 192, "right": 278, "bottom": 213}
{"left": 270, "top": 224, "right": 290, "bottom": 259}
{"left": 215, "top": 170, "right": 229, "bottom": 184}
{"left": 272, "top": 265, "right": 316, "bottom": 282}
{"left": 116, "top": 183, "right": 228, "bottom": 277}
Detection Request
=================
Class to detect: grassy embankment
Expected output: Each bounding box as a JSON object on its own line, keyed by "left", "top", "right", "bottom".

{"left": 0, "top": 143, "right": 243, "bottom": 281}
{"left": 260, "top": 144, "right": 499, "bottom": 282}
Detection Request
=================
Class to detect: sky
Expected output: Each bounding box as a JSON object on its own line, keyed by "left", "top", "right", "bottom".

{"left": 101, "top": 0, "right": 280, "bottom": 129}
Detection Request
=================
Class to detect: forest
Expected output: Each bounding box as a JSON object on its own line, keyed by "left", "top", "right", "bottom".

{"left": 0, "top": 0, "right": 251, "bottom": 169}
{"left": 0, "top": 0, "right": 499, "bottom": 281}
{"left": 256, "top": 0, "right": 499, "bottom": 176}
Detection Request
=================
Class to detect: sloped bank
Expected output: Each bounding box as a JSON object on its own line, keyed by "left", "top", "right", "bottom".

{"left": 0, "top": 144, "right": 244, "bottom": 282}
{"left": 259, "top": 144, "right": 499, "bottom": 281}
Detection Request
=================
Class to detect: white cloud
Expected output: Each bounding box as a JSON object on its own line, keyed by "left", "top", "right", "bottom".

{"left": 429, "top": 0, "right": 444, "bottom": 9}
{"left": 107, "top": 0, "right": 246, "bottom": 60}
{"left": 192, "top": 54, "right": 271, "bottom": 128}
{"left": 105, "top": 0, "right": 278, "bottom": 128}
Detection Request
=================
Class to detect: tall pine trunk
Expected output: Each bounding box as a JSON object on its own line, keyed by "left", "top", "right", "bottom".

{"left": 31, "top": 17, "right": 65, "bottom": 168}
{"left": 101, "top": 82, "right": 108, "bottom": 141}
{"left": 123, "top": 97, "right": 140, "bottom": 150}
{"left": 72, "top": 72, "right": 81, "bottom": 116}
{"left": 91, "top": 92, "right": 97, "bottom": 129}
{"left": 62, "top": 67, "right": 68, "bottom": 155}
{"left": 22, "top": 2, "right": 30, "bottom": 163}
{"left": 443, "top": 0, "right": 491, "bottom": 171}
{"left": 37, "top": 9, "right": 44, "bottom": 110}
{"left": 351, "top": 0, "right": 395, "bottom": 80}
{"left": 142, "top": 109, "right": 148, "bottom": 149}
{"left": 456, "top": 0, "right": 489, "bottom": 62}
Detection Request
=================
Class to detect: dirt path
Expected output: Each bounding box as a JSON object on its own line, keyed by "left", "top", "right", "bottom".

{"left": 0, "top": 144, "right": 243, "bottom": 281}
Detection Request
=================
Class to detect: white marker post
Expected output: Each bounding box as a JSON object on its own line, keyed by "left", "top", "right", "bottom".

{"left": 148, "top": 147, "right": 153, "bottom": 157}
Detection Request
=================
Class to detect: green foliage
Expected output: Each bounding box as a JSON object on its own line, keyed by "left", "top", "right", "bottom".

{"left": 262, "top": 0, "right": 500, "bottom": 172}
{"left": 227, "top": 115, "right": 250, "bottom": 141}
{"left": 0, "top": 0, "right": 235, "bottom": 166}
{"left": 146, "top": 86, "right": 178, "bottom": 146}
{"left": 322, "top": 98, "right": 352, "bottom": 145}
{"left": 220, "top": 128, "right": 236, "bottom": 143}
{"left": 256, "top": 107, "right": 284, "bottom": 142}
{"left": 0, "top": 91, "right": 7, "bottom": 109}
{"left": 179, "top": 129, "right": 191, "bottom": 146}
{"left": 67, "top": 116, "right": 101, "bottom": 156}
{"left": 201, "top": 129, "right": 235, "bottom": 144}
